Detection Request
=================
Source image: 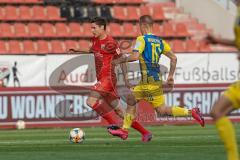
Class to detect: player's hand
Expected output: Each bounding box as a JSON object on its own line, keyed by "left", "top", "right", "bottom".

{"left": 162, "top": 81, "right": 173, "bottom": 93}
{"left": 167, "top": 76, "right": 174, "bottom": 88}
{"left": 124, "top": 80, "right": 133, "bottom": 89}
{"left": 206, "top": 34, "right": 218, "bottom": 44}
{"left": 67, "top": 49, "right": 76, "bottom": 54}
{"left": 112, "top": 60, "right": 117, "bottom": 66}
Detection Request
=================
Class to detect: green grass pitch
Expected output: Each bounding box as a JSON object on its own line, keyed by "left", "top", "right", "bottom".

{"left": 0, "top": 124, "right": 240, "bottom": 160}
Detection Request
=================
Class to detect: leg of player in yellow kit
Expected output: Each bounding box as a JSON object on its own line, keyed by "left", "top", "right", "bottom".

{"left": 210, "top": 82, "right": 240, "bottom": 160}
{"left": 108, "top": 89, "right": 152, "bottom": 142}
{"left": 149, "top": 83, "right": 205, "bottom": 127}
{"left": 153, "top": 96, "right": 205, "bottom": 127}
{"left": 108, "top": 83, "right": 205, "bottom": 142}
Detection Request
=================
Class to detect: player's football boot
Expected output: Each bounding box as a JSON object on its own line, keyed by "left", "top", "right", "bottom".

{"left": 191, "top": 107, "right": 205, "bottom": 127}
{"left": 107, "top": 124, "right": 120, "bottom": 131}
{"left": 108, "top": 128, "right": 128, "bottom": 140}
{"left": 141, "top": 132, "right": 153, "bottom": 142}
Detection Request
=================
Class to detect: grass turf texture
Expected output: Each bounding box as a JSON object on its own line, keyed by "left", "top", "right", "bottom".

{"left": 0, "top": 125, "right": 240, "bottom": 160}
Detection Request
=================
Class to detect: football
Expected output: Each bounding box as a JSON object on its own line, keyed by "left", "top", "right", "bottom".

{"left": 69, "top": 128, "right": 85, "bottom": 143}
{"left": 16, "top": 120, "right": 26, "bottom": 130}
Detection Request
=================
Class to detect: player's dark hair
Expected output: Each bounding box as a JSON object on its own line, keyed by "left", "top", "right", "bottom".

{"left": 91, "top": 17, "right": 107, "bottom": 30}
{"left": 139, "top": 15, "right": 153, "bottom": 26}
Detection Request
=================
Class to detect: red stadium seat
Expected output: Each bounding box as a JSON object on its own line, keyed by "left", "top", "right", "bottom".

{"left": 0, "top": 0, "right": 9, "bottom": 3}
{"left": 116, "top": 0, "right": 143, "bottom": 4}
{"left": 32, "top": 6, "right": 46, "bottom": 20}
{"left": 136, "top": 24, "right": 141, "bottom": 35}
{"left": 14, "top": 23, "right": 28, "bottom": 37}
{"left": 126, "top": 6, "right": 139, "bottom": 20}
{"left": 162, "top": 22, "right": 175, "bottom": 37}
{"left": 131, "top": 0, "right": 144, "bottom": 4}
{"left": 0, "top": 41, "right": 8, "bottom": 54}
{"left": 171, "top": 40, "right": 185, "bottom": 52}
{"left": 139, "top": 5, "right": 151, "bottom": 16}
{"left": 157, "top": 2, "right": 175, "bottom": 7}
{"left": 50, "top": 40, "right": 66, "bottom": 53}
{"left": 82, "top": 23, "right": 92, "bottom": 37}
{"left": 109, "top": 23, "right": 123, "bottom": 37}
{"left": 79, "top": 40, "right": 90, "bottom": 51}
{"left": 46, "top": 6, "right": 61, "bottom": 20}
{"left": 4, "top": 6, "right": 19, "bottom": 20}
{"left": 0, "top": 8, "right": 4, "bottom": 20}
{"left": 153, "top": 23, "right": 162, "bottom": 36}
{"left": 8, "top": 41, "right": 23, "bottom": 54}
{"left": 94, "top": 0, "right": 113, "bottom": 4}
{"left": 42, "top": 23, "right": 56, "bottom": 37}
{"left": 0, "top": 23, "right": 14, "bottom": 38}
{"left": 123, "top": 23, "right": 137, "bottom": 37}
{"left": 23, "top": 40, "right": 36, "bottom": 54}
{"left": 19, "top": 6, "right": 32, "bottom": 20}
{"left": 112, "top": 6, "right": 126, "bottom": 20}
{"left": 94, "top": 0, "right": 143, "bottom": 4}
{"left": 176, "top": 23, "right": 190, "bottom": 37}
{"left": 69, "top": 22, "right": 82, "bottom": 37}
{"left": 55, "top": 23, "right": 69, "bottom": 37}
{"left": 65, "top": 40, "right": 80, "bottom": 51}
{"left": 36, "top": 40, "right": 50, "bottom": 54}
{"left": 186, "top": 39, "right": 199, "bottom": 52}
{"left": 24, "top": 0, "right": 42, "bottom": 3}
{"left": 10, "top": 0, "right": 26, "bottom": 3}
{"left": 151, "top": 5, "right": 165, "bottom": 20}
{"left": 27, "top": 23, "right": 42, "bottom": 38}
{"left": 118, "top": 39, "right": 134, "bottom": 52}
{"left": 199, "top": 41, "right": 212, "bottom": 52}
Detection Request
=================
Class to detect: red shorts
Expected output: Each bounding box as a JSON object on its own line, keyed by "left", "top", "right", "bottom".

{"left": 92, "top": 79, "right": 119, "bottom": 103}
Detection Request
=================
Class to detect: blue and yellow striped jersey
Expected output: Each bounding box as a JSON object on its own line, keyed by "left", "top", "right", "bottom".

{"left": 133, "top": 33, "right": 171, "bottom": 83}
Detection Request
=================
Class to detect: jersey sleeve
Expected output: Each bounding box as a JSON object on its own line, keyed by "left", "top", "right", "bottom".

{"left": 104, "top": 40, "right": 122, "bottom": 57}
{"left": 162, "top": 40, "right": 172, "bottom": 55}
{"left": 133, "top": 36, "right": 145, "bottom": 54}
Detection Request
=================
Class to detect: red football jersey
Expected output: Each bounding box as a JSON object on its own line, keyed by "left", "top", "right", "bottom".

{"left": 91, "top": 35, "right": 120, "bottom": 82}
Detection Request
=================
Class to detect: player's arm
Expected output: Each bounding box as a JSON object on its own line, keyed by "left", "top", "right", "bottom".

{"left": 165, "top": 51, "right": 177, "bottom": 78}
{"left": 68, "top": 40, "right": 93, "bottom": 54}
{"left": 67, "top": 48, "right": 92, "bottom": 54}
{"left": 207, "top": 34, "right": 236, "bottom": 46}
{"left": 112, "top": 51, "right": 140, "bottom": 65}
{"left": 162, "top": 40, "right": 177, "bottom": 87}
{"left": 112, "top": 36, "right": 145, "bottom": 65}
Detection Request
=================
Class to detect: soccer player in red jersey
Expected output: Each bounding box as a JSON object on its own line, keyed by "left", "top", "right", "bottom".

{"left": 69, "top": 17, "right": 151, "bottom": 141}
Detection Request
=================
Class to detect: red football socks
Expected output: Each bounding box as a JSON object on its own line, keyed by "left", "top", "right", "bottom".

{"left": 92, "top": 101, "right": 120, "bottom": 125}
{"left": 131, "top": 120, "right": 149, "bottom": 135}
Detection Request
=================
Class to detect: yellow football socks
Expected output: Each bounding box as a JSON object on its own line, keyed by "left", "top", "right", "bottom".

{"left": 216, "top": 117, "right": 239, "bottom": 160}
{"left": 172, "top": 106, "right": 189, "bottom": 117}
{"left": 122, "top": 113, "right": 134, "bottom": 130}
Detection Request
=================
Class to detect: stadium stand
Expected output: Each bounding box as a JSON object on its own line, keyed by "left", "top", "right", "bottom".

{"left": 0, "top": 0, "right": 236, "bottom": 54}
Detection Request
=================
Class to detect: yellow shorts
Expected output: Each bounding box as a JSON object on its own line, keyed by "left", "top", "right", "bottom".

{"left": 224, "top": 81, "right": 240, "bottom": 109}
{"left": 133, "top": 82, "right": 165, "bottom": 108}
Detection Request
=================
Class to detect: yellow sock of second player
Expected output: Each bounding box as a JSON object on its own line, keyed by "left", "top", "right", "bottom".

{"left": 216, "top": 117, "right": 239, "bottom": 160}
{"left": 171, "top": 106, "right": 189, "bottom": 117}
{"left": 122, "top": 113, "right": 134, "bottom": 130}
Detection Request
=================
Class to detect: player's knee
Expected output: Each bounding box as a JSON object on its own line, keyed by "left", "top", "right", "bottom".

{"left": 210, "top": 109, "right": 221, "bottom": 121}
{"left": 210, "top": 110, "right": 215, "bottom": 119}
{"left": 114, "top": 107, "right": 123, "bottom": 117}
{"left": 126, "top": 96, "right": 137, "bottom": 106}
